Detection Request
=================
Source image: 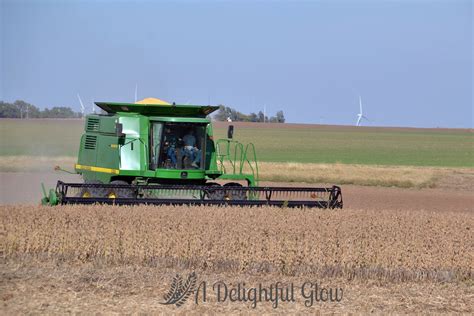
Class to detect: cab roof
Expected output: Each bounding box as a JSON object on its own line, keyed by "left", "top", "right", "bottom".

{"left": 95, "top": 102, "right": 219, "bottom": 118}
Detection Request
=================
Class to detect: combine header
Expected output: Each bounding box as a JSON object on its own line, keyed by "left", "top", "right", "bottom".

{"left": 42, "top": 100, "right": 343, "bottom": 208}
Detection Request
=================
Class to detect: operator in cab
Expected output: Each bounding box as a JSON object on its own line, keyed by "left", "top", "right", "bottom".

{"left": 182, "top": 129, "right": 201, "bottom": 168}
{"left": 164, "top": 128, "right": 179, "bottom": 168}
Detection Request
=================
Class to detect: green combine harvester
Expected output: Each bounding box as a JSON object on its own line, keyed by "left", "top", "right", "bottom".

{"left": 42, "top": 101, "right": 342, "bottom": 208}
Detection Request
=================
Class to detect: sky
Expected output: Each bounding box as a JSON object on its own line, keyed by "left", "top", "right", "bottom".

{"left": 1, "top": 0, "right": 472, "bottom": 127}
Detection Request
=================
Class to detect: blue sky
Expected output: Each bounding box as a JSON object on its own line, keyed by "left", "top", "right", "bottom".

{"left": 1, "top": 0, "right": 472, "bottom": 127}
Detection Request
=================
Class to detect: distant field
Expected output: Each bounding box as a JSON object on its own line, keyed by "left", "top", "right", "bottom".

{"left": 1, "top": 119, "right": 472, "bottom": 167}
{"left": 0, "top": 119, "right": 83, "bottom": 157}
{"left": 213, "top": 122, "right": 473, "bottom": 167}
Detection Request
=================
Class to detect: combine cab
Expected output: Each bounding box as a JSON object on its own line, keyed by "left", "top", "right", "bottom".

{"left": 42, "top": 101, "right": 342, "bottom": 208}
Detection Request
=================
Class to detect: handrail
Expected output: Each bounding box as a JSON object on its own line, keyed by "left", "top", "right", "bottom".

{"left": 215, "top": 139, "right": 259, "bottom": 185}
{"left": 242, "top": 143, "right": 259, "bottom": 186}
{"left": 216, "top": 139, "right": 241, "bottom": 174}
{"left": 233, "top": 142, "right": 244, "bottom": 174}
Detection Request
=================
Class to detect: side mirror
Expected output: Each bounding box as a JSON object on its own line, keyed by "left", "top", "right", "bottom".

{"left": 116, "top": 123, "right": 125, "bottom": 137}
{"left": 227, "top": 125, "right": 234, "bottom": 139}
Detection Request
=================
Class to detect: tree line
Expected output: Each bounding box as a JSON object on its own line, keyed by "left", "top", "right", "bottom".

{"left": 1, "top": 100, "right": 286, "bottom": 122}
{"left": 0, "top": 100, "right": 82, "bottom": 118}
{"left": 213, "top": 105, "right": 285, "bottom": 123}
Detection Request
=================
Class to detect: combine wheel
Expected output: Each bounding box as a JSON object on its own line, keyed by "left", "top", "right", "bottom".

{"left": 224, "top": 182, "right": 247, "bottom": 201}
{"left": 77, "top": 180, "right": 108, "bottom": 198}
{"left": 107, "top": 180, "right": 135, "bottom": 199}
{"left": 205, "top": 182, "right": 225, "bottom": 200}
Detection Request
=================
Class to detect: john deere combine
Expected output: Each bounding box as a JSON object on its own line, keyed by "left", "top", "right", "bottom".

{"left": 42, "top": 100, "right": 342, "bottom": 208}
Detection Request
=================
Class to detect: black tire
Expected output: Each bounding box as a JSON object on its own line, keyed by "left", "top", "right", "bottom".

{"left": 223, "top": 182, "right": 247, "bottom": 201}
{"left": 107, "top": 180, "right": 135, "bottom": 199}
{"left": 77, "top": 180, "right": 108, "bottom": 198}
{"left": 205, "top": 182, "right": 225, "bottom": 200}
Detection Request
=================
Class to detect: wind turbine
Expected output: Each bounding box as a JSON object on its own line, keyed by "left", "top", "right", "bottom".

{"left": 356, "top": 95, "right": 370, "bottom": 126}
{"left": 77, "top": 94, "right": 85, "bottom": 118}
{"left": 134, "top": 83, "right": 138, "bottom": 103}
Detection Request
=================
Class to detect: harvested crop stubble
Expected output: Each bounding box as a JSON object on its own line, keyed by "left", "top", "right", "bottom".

{"left": 2, "top": 156, "right": 473, "bottom": 190}
{"left": 1, "top": 205, "right": 472, "bottom": 282}
{"left": 0, "top": 156, "right": 76, "bottom": 172}
{"left": 257, "top": 162, "right": 450, "bottom": 188}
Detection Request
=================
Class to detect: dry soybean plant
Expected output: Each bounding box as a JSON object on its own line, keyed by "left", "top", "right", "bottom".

{"left": 1, "top": 204, "right": 472, "bottom": 283}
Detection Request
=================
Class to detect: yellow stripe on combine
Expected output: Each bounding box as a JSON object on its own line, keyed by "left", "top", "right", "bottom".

{"left": 75, "top": 164, "right": 120, "bottom": 175}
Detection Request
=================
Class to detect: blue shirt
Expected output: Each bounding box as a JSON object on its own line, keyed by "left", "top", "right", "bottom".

{"left": 183, "top": 134, "right": 196, "bottom": 147}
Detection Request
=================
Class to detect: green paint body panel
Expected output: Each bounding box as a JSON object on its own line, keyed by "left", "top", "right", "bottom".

{"left": 75, "top": 103, "right": 258, "bottom": 186}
